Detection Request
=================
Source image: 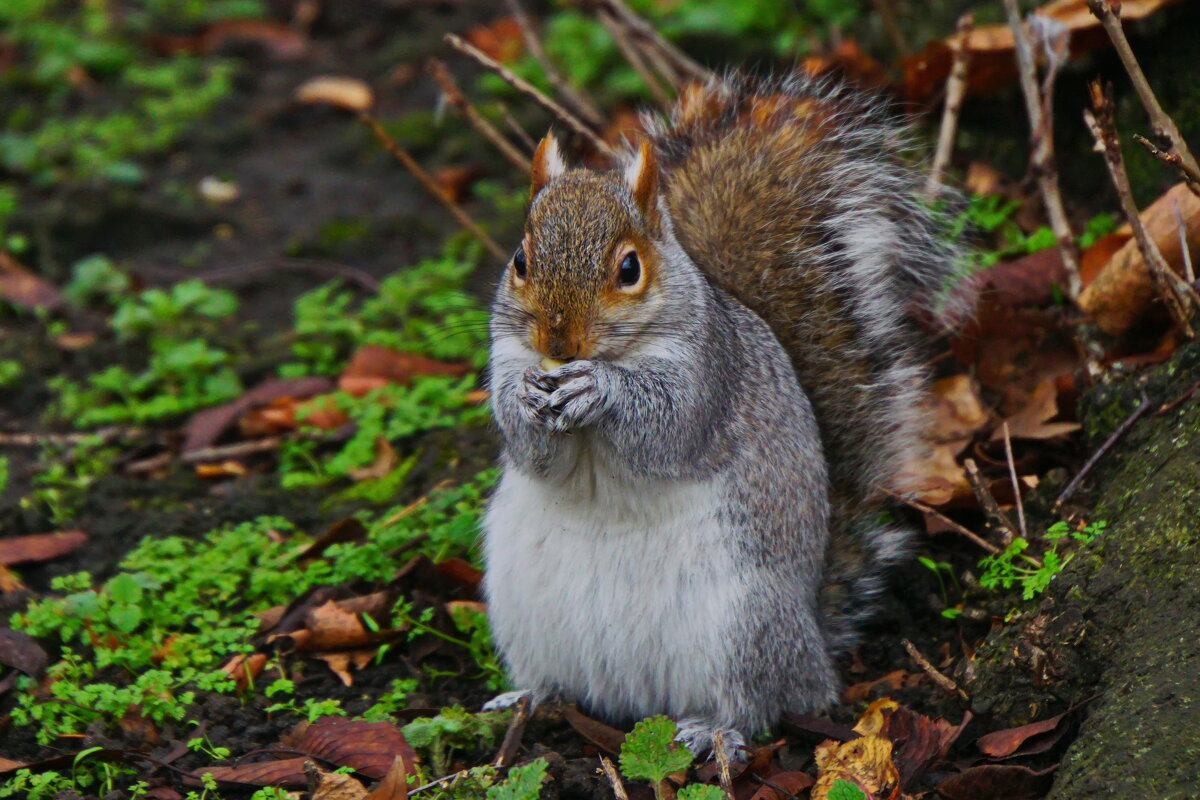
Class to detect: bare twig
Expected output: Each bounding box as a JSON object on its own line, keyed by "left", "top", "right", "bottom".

{"left": 1173, "top": 196, "right": 1196, "bottom": 284}
{"left": 1056, "top": 394, "right": 1153, "bottom": 508}
{"left": 500, "top": 104, "right": 537, "bottom": 152}
{"left": 926, "top": 13, "right": 973, "bottom": 199}
{"left": 582, "top": 0, "right": 709, "bottom": 87}
{"left": 870, "top": 0, "right": 911, "bottom": 57}
{"left": 1003, "top": 0, "right": 1081, "bottom": 299}
{"left": 597, "top": 9, "right": 672, "bottom": 107}
{"left": 445, "top": 33, "right": 615, "bottom": 158}
{"left": 902, "top": 638, "right": 969, "bottom": 700}
{"left": 1084, "top": 80, "right": 1196, "bottom": 337}
{"left": 1087, "top": 0, "right": 1200, "bottom": 197}
{"left": 359, "top": 111, "right": 506, "bottom": 260}
{"left": 711, "top": 729, "right": 735, "bottom": 800}
{"left": 1134, "top": 134, "right": 1200, "bottom": 193}
{"left": 1001, "top": 423, "right": 1027, "bottom": 539}
{"left": 428, "top": 58, "right": 530, "bottom": 173}
{"left": 181, "top": 436, "right": 283, "bottom": 464}
{"left": 881, "top": 487, "right": 1001, "bottom": 555}
{"left": 503, "top": 0, "right": 605, "bottom": 128}
{"left": 492, "top": 694, "right": 531, "bottom": 767}
{"left": 0, "top": 426, "right": 143, "bottom": 448}
{"left": 599, "top": 757, "right": 630, "bottom": 800}
{"left": 188, "top": 257, "right": 381, "bottom": 292}
{"left": 963, "top": 458, "right": 1019, "bottom": 548}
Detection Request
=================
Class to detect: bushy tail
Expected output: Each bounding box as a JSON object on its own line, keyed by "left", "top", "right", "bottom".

{"left": 645, "top": 73, "right": 967, "bottom": 649}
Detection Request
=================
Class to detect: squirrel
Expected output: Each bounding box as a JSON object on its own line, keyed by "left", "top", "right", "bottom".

{"left": 481, "top": 74, "right": 965, "bottom": 756}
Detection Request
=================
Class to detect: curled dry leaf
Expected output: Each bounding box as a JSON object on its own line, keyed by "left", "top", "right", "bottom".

{"left": 903, "top": 0, "right": 1181, "bottom": 100}
{"left": 927, "top": 374, "right": 990, "bottom": 446}
{"left": 295, "top": 75, "right": 375, "bottom": 113}
{"left": 1079, "top": 183, "right": 1200, "bottom": 335}
{"left": 281, "top": 717, "right": 419, "bottom": 780}
{"left": 990, "top": 379, "right": 1080, "bottom": 441}
{"left": 338, "top": 345, "right": 470, "bottom": 396}
{"left": 183, "top": 375, "right": 332, "bottom": 454}
{"left": 366, "top": 756, "right": 410, "bottom": 800}
{"left": 0, "top": 530, "right": 88, "bottom": 566}
{"left": 976, "top": 710, "right": 1068, "bottom": 759}
{"left": 309, "top": 765, "right": 369, "bottom": 800}
{"left": 748, "top": 771, "right": 815, "bottom": 800}
{"left": 842, "top": 670, "right": 920, "bottom": 704}
{"left": 201, "top": 757, "right": 311, "bottom": 788}
{"left": 935, "top": 763, "right": 1057, "bottom": 800}
{"left": 810, "top": 699, "right": 903, "bottom": 799}
{"left": 0, "top": 253, "right": 63, "bottom": 310}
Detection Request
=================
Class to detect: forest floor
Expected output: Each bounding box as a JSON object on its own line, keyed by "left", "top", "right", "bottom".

{"left": 1, "top": 1, "right": 1198, "bottom": 799}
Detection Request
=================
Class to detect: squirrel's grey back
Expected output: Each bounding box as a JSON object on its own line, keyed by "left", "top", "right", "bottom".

{"left": 643, "top": 74, "right": 964, "bottom": 648}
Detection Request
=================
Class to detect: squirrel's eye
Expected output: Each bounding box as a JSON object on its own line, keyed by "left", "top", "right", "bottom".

{"left": 512, "top": 246, "right": 527, "bottom": 282}
{"left": 617, "top": 251, "right": 641, "bottom": 289}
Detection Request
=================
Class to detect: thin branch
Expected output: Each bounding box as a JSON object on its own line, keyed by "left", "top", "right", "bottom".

{"left": 1087, "top": 0, "right": 1200, "bottom": 197}
{"left": 583, "top": 0, "right": 709, "bottom": 87}
{"left": 445, "top": 33, "right": 615, "bottom": 158}
{"left": 500, "top": 104, "right": 537, "bottom": 152}
{"left": 963, "top": 458, "right": 1020, "bottom": 548}
{"left": 1084, "top": 80, "right": 1196, "bottom": 337}
{"left": 491, "top": 694, "right": 531, "bottom": 767}
{"left": 427, "top": 58, "right": 530, "bottom": 173}
{"left": 181, "top": 436, "right": 283, "bottom": 464}
{"left": 902, "top": 638, "right": 969, "bottom": 701}
{"left": 1056, "top": 394, "right": 1153, "bottom": 508}
{"left": 1001, "top": 422, "right": 1027, "bottom": 539}
{"left": 711, "top": 729, "right": 735, "bottom": 800}
{"left": 503, "top": 0, "right": 605, "bottom": 128}
{"left": 881, "top": 487, "right": 1001, "bottom": 555}
{"left": 1003, "top": 0, "right": 1081, "bottom": 299}
{"left": 359, "top": 111, "right": 507, "bottom": 260}
{"left": 599, "top": 757, "right": 630, "bottom": 800}
{"left": 870, "top": 0, "right": 911, "bottom": 57}
{"left": 1133, "top": 134, "right": 1200, "bottom": 194}
{"left": 596, "top": 8, "right": 673, "bottom": 107}
{"left": 926, "top": 13, "right": 973, "bottom": 199}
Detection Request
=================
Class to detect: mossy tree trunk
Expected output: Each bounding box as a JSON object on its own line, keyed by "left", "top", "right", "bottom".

{"left": 960, "top": 344, "right": 1200, "bottom": 799}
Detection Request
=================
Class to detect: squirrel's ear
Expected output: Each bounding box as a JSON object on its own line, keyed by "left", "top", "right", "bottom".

{"left": 530, "top": 133, "right": 566, "bottom": 200}
{"left": 624, "top": 140, "right": 659, "bottom": 217}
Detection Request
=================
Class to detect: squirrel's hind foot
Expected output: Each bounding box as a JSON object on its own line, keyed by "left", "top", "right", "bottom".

{"left": 482, "top": 689, "right": 541, "bottom": 713}
{"left": 674, "top": 719, "right": 749, "bottom": 762}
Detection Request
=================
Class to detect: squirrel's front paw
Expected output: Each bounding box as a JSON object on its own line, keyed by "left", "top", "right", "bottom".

{"left": 545, "top": 361, "right": 610, "bottom": 432}
{"left": 517, "top": 367, "right": 556, "bottom": 425}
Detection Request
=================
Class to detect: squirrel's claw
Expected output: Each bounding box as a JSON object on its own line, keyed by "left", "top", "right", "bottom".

{"left": 482, "top": 689, "right": 539, "bottom": 713}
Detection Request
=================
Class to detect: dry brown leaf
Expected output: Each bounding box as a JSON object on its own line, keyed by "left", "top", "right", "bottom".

{"left": 0, "top": 757, "right": 26, "bottom": 773}
{"left": 282, "top": 717, "right": 418, "bottom": 780}
{"left": 432, "top": 164, "right": 485, "bottom": 203}
{"left": 0, "top": 565, "right": 26, "bottom": 592}
{"left": 366, "top": 756, "right": 410, "bottom": 800}
{"left": 976, "top": 711, "right": 1068, "bottom": 759}
{"left": 183, "top": 376, "right": 332, "bottom": 453}
{"left": 0, "top": 530, "right": 87, "bottom": 566}
{"left": 903, "top": 0, "right": 1180, "bottom": 100}
{"left": 295, "top": 75, "right": 375, "bottom": 112}
{"left": 348, "top": 437, "right": 398, "bottom": 482}
{"left": 465, "top": 16, "right": 524, "bottom": 63}
{"left": 927, "top": 375, "right": 989, "bottom": 446}
{"left": 936, "top": 763, "right": 1057, "bottom": 800}
{"left": 811, "top": 734, "right": 900, "bottom": 800}
{"left": 748, "top": 771, "right": 815, "bottom": 800}
{"left": 991, "top": 379, "right": 1080, "bottom": 441}
{"left": 1079, "top": 183, "right": 1200, "bottom": 335}
{"left": 194, "top": 460, "right": 248, "bottom": 478}
{"left": 310, "top": 765, "right": 369, "bottom": 800}
{"left": 562, "top": 705, "right": 626, "bottom": 753}
{"left": 338, "top": 345, "right": 470, "bottom": 396}
{"left": 202, "top": 757, "right": 310, "bottom": 788}
{"left": 893, "top": 443, "right": 970, "bottom": 506}
{"left": 0, "top": 253, "right": 63, "bottom": 310}
{"left": 842, "top": 670, "right": 919, "bottom": 704}
{"left": 219, "top": 652, "right": 268, "bottom": 691}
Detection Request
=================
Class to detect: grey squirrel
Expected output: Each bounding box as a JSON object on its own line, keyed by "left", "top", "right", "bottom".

{"left": 481, "top": 74, "right": 964, "bottom": 755}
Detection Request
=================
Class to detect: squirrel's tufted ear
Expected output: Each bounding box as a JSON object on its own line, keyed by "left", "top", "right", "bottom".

{"left": 530, "top": 133, "right": 566, "bottom": 200}
{"left": 624, "top": 139, "right": 659, "bottom": 218}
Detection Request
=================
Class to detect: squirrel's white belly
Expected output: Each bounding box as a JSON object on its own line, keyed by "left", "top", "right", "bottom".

{"left": 483, "top": 461, "right": 740, "bottom": 722}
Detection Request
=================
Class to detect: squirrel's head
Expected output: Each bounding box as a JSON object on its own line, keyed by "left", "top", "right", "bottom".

{"left": 496, "top": 132, "right": 669, "bottom": 362}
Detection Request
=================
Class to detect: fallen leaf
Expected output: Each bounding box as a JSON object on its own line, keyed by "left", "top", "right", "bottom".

{"left": 991, "top": 379, "right": 1080, "bottom": 440}
{"left": 927, "top": 374, "right": 990, "bottom": 446}
{"left": 0, "top": 253, "right": 63, "bottom": 310}
{"left": 0, "top": 758, "right": 25, "bottom": 773}
{"left": 0, "top": 530, "right": 88, "bottom": 566}
{"left": 157, "top": 19, "right": 309, "bottom": 58}
{"left": 903, "top": 0, "right": 1180, "bottom": 100}
{"left": 562, "top": 705, "right": 626, "bottom": 753}
{"left": 976, "top": 711, "right": 1067, "bottom": 759}
{"left": 338, "top": 345, "right": 470, "bottom": 396}
{"left": 1079, "top": 182, "right": 1200, "bottom": 335}
{"left": 219, "top": 652, "right": 268, "bottom": 691}
{"left": 295, "top": 75, "right": 375, "bottom": 112}
{"left": 0, "top": 629, "right": 49, "bottom": 676}
{"left": 366, "top": 756, "right": 410, "bottom": 800}
{"left": 299, "top": 519, "right": 369, "bottom": 561}
{"left": 748, "top": 771, "right": 815, "bottom": 800}
{"left": 194, "top": 460, "right": 247, "bottom": 478}
{"left": 309, "top": 762, "right": 369, "bottom": 800}
{"left": 465, "top": 16, "right": 524, "bottom": 63}
{"left": 183, "top": 376, "right": 333, "bottom": 454}
{"left": 935, "top": 763, "right": 1057, "bottom": 800}
{"left": 202, "top": 757, "right": 310, "bottom": 788}
{"left": 842, "top": 670, "right": 919, "bottom": 704}
{"left": 436, "top": 559, "right": 484, "bottom": 593}
{"left": 281, "top": 717, "right": 418, "bottom": 779}
{"left": 348, "top": 437, "right": 398, "bottom": 482}
{"left": 432, "top": 164, "right": 485, "bottom": 203}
